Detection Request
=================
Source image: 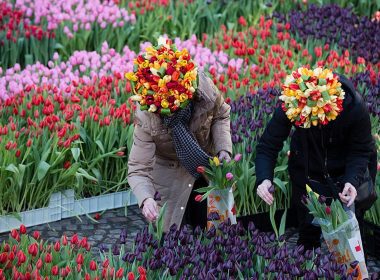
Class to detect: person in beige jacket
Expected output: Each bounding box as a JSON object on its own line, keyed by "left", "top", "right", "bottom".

{"left": 127, "top": 71, "right": 232, "bottom": 232}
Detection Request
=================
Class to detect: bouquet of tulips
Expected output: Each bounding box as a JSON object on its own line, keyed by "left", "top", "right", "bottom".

{"left": 195, "top": 156, "right": 239, "bottom": 229}
{"left": 126, "top": 36, "right": 198, "bottom": 116}
{"left": 304, "top": 185, "right": 369, "bottom": 279}
{"left": 280, "top": 67, "right": 345, "bottom": 128}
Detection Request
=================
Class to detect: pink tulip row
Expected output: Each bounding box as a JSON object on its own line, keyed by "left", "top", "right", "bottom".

{"left": 14, "top": 0, "right": 136, "bottom": 36}
{"left": 0, "top": 36, "right": 245, "bottom": 100}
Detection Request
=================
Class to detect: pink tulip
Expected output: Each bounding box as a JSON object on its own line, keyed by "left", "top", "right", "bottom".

{"left": 226, "top": 173, "right": 234, "bottom": 181}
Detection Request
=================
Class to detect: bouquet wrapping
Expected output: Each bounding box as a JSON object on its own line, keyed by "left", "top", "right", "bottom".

{"left": 196, "top": 156, "right": 238, "bottom": 230}
{"left": 304, "top": 185, "right": 368, "bottom": 279}
{"left": 207, "top": 188, "right": 237, "bottom": 230}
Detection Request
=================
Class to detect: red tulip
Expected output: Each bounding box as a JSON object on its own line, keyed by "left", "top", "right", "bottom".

{"left": 17, "top": 250, "right": 26, "bottom": 265}
{"left": 325, "top": 206, "right": 331, "bottom": 215}
{"left": 62, "top": 235, "right": 68, "bottom": 245}
{"left": 28, "top": 243, "right": 38, "bottom": 257}
{"left": 33, "top": 231, "right": 40, "bottom": 240}
{"left": 127, "top": 272, "right": 135, "bottom": 280}
{"left": 102, "top": 259, "right": 109, "bottom": 268}
{"left": 76, "top": 264, "right": 82, "bottom": 272}
{"left": 238, "top": 16, "right": 247, "bottom": 26}
{"left": 138, "top": 266, "right": 146, "bottom": 276}
{"left": 0, "top": 253, "right": 7, "bottom": 264}
{"left": 94, "top": 213, "right": 101, "bottom": 220}
{"left": 85, "top": 273, "right": 90, "bottom": 280}
{"left": 196, "top": 166, "right": 205, "bottom": 174}
{"left": 3, "top": 244, "right": 10, "bottom": 252}
{"left": 89, "top": 260, "right": 97, "bottom": 271}
{"left": 44, "top": 253, "right": 52, "bottom": 263}
{"left": 195, "top": 195, "right": 203, "bottom": 202}
{"left": 109, "top": 267, "right": 115, "bottom": 277}
{"left": 51, "top": 266, "right": 59, "bottom": 276}
{"left": 26, "top": 139, "right": 32, "bottom": 147}
{"left": 10, "top": 229, "right": 18, "bottom": 239}
{"left": 36, "top": 259, "right": 43, "bottom": 270}
{"left": 19, "top": 225, "right": 27, "bottom": 234}
{"left": 116, "top": 268, "right": 124, "bottom": 278}
{"left": 54, "top": 241, "right": 60, "bottom": 252}
{"left": 76, "top": 254, "right": 84, "bottom": 265}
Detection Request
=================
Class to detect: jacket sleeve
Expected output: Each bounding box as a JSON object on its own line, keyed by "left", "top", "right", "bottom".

{"left": 211, "top": 93, "right": 233, "bottom": 155}
{"left": 127, "top": 111, "right": 156, "bottom": 207}
{"left": 343, "top": 101, "right": 372, "bottom": 187}
{"left": 255, "top": 106, "right": 292, "bottom": 184}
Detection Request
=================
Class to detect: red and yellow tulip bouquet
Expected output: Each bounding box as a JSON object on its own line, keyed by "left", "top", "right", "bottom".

{"left": 280, "top": 67, "right": 345, "bottom": 128}
{"left": 125, "top": 37, "right": 198, "bottom": 116}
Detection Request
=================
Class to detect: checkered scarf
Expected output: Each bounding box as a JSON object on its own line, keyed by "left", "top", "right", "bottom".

{"left": 162, "top": 102, "right": 210, "bottom": 178}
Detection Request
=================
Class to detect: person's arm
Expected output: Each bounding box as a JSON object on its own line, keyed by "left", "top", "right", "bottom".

{"left": 211, "top": 93, "right": 233, "bottom": 157}
{"left": 343, "top": 101, "right": 372, "bottom": 188}
{"left": 127, "top": 111, "right": 157, "bottom": 208}
{"left": 255, "top": 106, "right": 292, "bottom": 185}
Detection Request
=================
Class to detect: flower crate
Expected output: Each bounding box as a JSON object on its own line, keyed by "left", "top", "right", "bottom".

{"left": 362, "top": 220, "right": 380, "bottom": 258}
{"left": 237, "top": 207, "right": 298, "bottom": 232}
{"left": 0, "top": 190, "right": 137, "bottom": 233}
{"left": 61, "top": 189, "right": 137, "bottom": 218}
{"left": 0, "top": 192, "right": 62, "bottom": 233}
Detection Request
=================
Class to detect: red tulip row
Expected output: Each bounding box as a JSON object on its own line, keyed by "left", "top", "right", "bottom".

{"left": 0, "top": 225, "right": 147, "bottom": 280}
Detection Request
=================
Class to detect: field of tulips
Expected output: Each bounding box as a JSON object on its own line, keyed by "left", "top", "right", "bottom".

{"left": 0, "top": 0, "right": 380, "bottom": 277}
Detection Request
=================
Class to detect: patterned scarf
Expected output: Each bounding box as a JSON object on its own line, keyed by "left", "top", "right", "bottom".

{"left": 162, "top": 102, "right": 210, "bottom": 178}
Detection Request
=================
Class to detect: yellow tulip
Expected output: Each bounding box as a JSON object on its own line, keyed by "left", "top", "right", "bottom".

{"left": 125, "top": 72, "right": 138, "bottom": 81}
{"left": 179, "top": 94, "right": 188, "bottom": 102}
{"left": 213, "top": 157, "right": 220, "bottom": 166}
{"left": 161, "top": 99, "right": 169, "bottom": 109}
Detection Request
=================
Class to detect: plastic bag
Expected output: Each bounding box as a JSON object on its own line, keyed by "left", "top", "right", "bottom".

{"left": 207, "top": 188, "right": 237, "bottom": 230}
{"left": 314, "top": 211, "right": 368, "bottom": 279}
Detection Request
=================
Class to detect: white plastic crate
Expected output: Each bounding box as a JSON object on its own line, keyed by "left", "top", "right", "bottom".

{"left": 64, "top": 190, "right": 135, "bottom": 218}
{"left": 0, "top": 191, "right": 62, "bottom": 233}
{"left": 0, "top": 190, "right": 137, "bottom": 233}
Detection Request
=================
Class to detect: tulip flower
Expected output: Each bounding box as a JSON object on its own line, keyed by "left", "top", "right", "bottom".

{"left": 195, "top": 195, "right": 203, "bottom": 202}
{"left": 89, "top": 260, "right": 97, "bottom": 271}
{"left": 19, "top": 225, "right": 27, "bottom": 234}
{"left": 116, "top": 268, "right": 124, "bottom": 278}
{"left": 127, "top": 272, "right": 135, "bottom": 280}
{"left": 226, "top": 172, "right": 234, "bottom": 181}
{"left": 196, "top": 166, "right": 206, "bottom": 173}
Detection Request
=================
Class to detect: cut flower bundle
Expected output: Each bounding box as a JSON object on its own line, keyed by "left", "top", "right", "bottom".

{"left": 280, "top": 67, "right": 345, "bottom": 128}
{"left": 126, "top": 37, "right": 198, "bottom": 116}
{"left": 304, "top": 185, "right": 369, "bottom": 279}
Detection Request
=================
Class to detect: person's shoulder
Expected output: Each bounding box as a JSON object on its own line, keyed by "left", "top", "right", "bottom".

{"left": 197, "top": 70, "right": 219, "bottom": 103}
{"left": 134, "top": 106, "right": 153, "bottom": 128}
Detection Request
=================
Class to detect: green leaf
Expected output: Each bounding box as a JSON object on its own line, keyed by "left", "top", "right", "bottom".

{"left": 273, "top": 177, "right": 287, "bottom": 195}
{"left": 71, "top": 147, "right": 80, "bottom": 162}
{"left": 5, "top": 164, "right": 19, "bottom": 174}
{"left": 274, "top": 165, "right": 287, "bottom": 173}
{"left": 37, "top": 161, "right": 51, "bottom": 181}
{"left": 279, "top": 208, "right": 288, "bottom": 237}
{"left": 95, "top": 140, "right": 105, "bottom": 154}
{"left": 77, "top": 168, "right": 98, "bottom": 181}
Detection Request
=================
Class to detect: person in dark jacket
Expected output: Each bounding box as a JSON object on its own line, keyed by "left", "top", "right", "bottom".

{"left": 255, "top": 73, "right": 375, "bottom": 249}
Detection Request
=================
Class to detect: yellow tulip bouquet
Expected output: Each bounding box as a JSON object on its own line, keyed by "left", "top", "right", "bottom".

{"left": 125, "top": 37, "right": 198, "bottom": 116}
{"left": 280, "top": 67, "right": 345, "bottom": 128}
